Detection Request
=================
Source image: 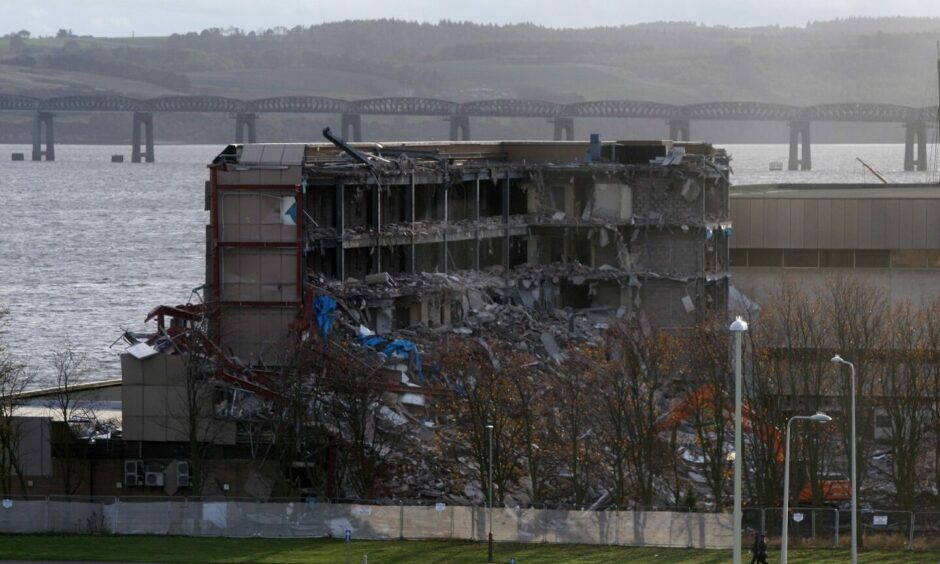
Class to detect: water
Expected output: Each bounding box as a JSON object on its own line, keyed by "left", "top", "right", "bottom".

{"left": 0, "top": 144, "right": 215, "bottom": 385}
{"left": 0, "top": 143, "right": 934, "bottom": 384}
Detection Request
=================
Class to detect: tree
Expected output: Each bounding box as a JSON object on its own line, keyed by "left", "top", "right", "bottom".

{"left": 269, "top": 340, "right": 331, "bottom": 497}
{"left": 505, "top": 354, "right": 549, "bottom": 505}
{"left": 325, "top": 349, "right": 399, "bottom": 500}
{"left": 599, "top": 321, "right": 679, "bottom": 507}
{"left": 820, "top": 275, "right": 887, "bottom": 517}
{"left": 761, "top": 280, "right": 835, "bottom": 507}
{"left": 878, "top": 302, "right": 932, "bottom": 512}
{"left": 549, "top": 344, "right": 601, "bottom": 506}
{"left": 0, "top": 308, "right": 31, "bottom": 496}
{"left": 924, "top": 297, "right": 940, "bottom": 510}
{"left": 682, "top": 315, "right": 734, "bottom": 510}
{"left": 48, "top": 340, "right": 91, "bottom": 495}
{"left": 440, "top": 338, "right": 527, "bottom": 506}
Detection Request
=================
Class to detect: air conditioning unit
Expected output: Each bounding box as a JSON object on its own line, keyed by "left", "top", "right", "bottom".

{"left": 124, "top": 460, "right": 142, "bottom": 487}
{"left": 145, "top": 470, "right": 165, "bottom": 487}
{"left": 177, "top": 461, "right": 191, "bottom": 488}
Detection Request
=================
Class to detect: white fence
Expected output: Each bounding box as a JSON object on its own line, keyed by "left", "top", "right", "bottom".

{"left": 0, "top": 497, "right": 733, "bottom": 548}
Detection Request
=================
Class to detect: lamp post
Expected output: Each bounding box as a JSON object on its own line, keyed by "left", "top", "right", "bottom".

{"left": 486, "top": 423, "right": 494, "bottom": 563}
{"left": 781, "top": 412, "right": 832, "bottom": 564}
{"left": 729, "top": 316, "right": 749, "bottom": 564}
{"left": 831, "top": 354, "right": 858, "bottom": 564}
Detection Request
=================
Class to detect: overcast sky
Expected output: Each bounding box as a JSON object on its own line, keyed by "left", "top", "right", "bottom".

{"left": 5, "top": 0, "right": 940, "bottom": 37}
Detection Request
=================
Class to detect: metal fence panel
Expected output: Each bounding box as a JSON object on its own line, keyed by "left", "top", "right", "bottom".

{"left": 764, "top": 507, "right": 838, "bottom": 549}
{"left": 858, "top": 509, "right": 912, "bottom": 550}
{"left": 912, "top": 511, "right": 940, "bottom": 550}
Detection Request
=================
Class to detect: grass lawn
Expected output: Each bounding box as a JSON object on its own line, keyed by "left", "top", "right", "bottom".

{"left": 0, "top": 536, "right": 936, "bottom": 563}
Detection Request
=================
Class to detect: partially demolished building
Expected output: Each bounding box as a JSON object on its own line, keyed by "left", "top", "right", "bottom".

{"left": 208, "top": 137, "right": 731, "bottom": 366}
{"left": 115, "top": 136, "right": 731, "bottom": 498}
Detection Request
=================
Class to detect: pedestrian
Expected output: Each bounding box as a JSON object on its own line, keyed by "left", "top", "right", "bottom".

{"left": 750, "top": 533, "right": 768, "bottom": 564}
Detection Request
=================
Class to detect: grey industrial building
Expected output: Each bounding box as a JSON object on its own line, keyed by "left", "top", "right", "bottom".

{"left": 730, "top": 183, "right": 940, "bottom": 305}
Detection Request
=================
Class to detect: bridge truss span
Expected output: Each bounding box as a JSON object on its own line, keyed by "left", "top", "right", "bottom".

{"left": 684, "top": 101, "right": 799, "bottom": 121}
{"left": 805, "top": 103, "right": 918, "bottom": 123}
{"left": 40, "top": 95, "right": 145, "bottom": 112}
{"left": 144, "top": 95, "right": 247, "bottom": 113}
{"left": 0, "top": 94, "right": 39, "bottom": 111}
{"left": 564, "top": 100, "right": 678, "bottom": 119}
{"left": 459, "top": 99, "right": 561, "bottom": 117}
{"left": 247, "top": 96, "right": 350, "bottom": 114}
{"left": 352, "top": 97, "right": 458, "bottom": 116}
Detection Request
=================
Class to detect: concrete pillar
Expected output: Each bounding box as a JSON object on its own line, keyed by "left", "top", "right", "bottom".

{"left": 131, "top": 112, "right": 154, "bottom": 163}
{"left": 552, "top": 117, "right": 574, "bottom": 141}
{"left": 335, "top": 182, "right": 345, "bottom": 280}
{"left": 235, "top": 112, "right": 257, "bottom": 144}
{"left": 918, "top": 123, "right": 928, "bottom": 172}
{"left": 502, "top": 172, "right": 511, "bottom": 280}
{"left": 788, "top": 120, "right": 811, "bottom": 171}
{"left": 31, "top": 111, "right": 54, "bottom": 161}
{"left": 473, "top": 176, "right": 481, "bottom": 272}
{"left": 904, "top": 121, "right": 927, "bottom": 171}
{"left": 406, "top": 174, "right": 416, "bottom": 274}
{"left": 341, "top": 113, "right": 362, "bottom": 142}
{"left": 449, "top": 116, "right": 470, "bottom": 141}
{"left": 669, "top": 118, "right": 690, "bottom": 141}
{"left": 371, "top": 182, "right": 381, "bottom": 273}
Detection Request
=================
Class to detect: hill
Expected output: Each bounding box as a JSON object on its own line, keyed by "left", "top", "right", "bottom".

{"left": 1, "top": 18, "right": 940, "bottom": 105}
{"left": 2, "top": 19, "right": 940, "bottom": 144}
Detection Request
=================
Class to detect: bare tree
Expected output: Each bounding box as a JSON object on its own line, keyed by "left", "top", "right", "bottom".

{"left": 762, "top": 280, "right": 835, "bottom": 507}
{"left": 682, "top": 315, "right": 733, "bottom": 510}
{"left": 820, "top": 275, "right": 887, "bottom": 515}
{"left": 269, "top": 340, "right": 331, "bottom": 497}
{"left": 549, "top": 344, "right": 601, "bottom": 506}
{"left": 924, "top": 297, "right": 940, "bottom": 510}
{"left": 324, "top": 348, "right": 400, "bottom": 500}
{"left": 879, "top": 302, "right": 932, "bottom": 512}
{"left": 49, "top": 340, "right": 91, "bottom": 495}
{"left": 439, "top": 338, "right": 526, "bottom": 506}
{"left": 505, "top": 357, "right": 550, "bottom": 505}
{"left": 0, "top": 308, "right": 31, "bottom": 495}
{"left": 599, "top": 321, "right": 679, "bottom": 507}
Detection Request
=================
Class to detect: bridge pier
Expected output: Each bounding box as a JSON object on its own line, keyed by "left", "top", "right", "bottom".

{"left": 341, "top": 113, "right": 362, "bottom": 142}
{"left": 551, "top": 117, "right": 574, "bottom": 141}
{"left": 235, "top": 112, "right": 257, "bottom": 144}
{"left": 904, "top": 121, "right": 927, "bottom": 171}
{"left": 448, "top": 116, "right": 470, "bottom": 141}
{"left": 31, "top": 111, "right": 54, "bottom": 161}
{"left": 131, "top": 112, "right": 154, "bottom": 163}
{"left": 788, "top": 120, "right": 811, "bottom": 171}
{"left": 669, "top": 118, "right": 690, "bottom": 141}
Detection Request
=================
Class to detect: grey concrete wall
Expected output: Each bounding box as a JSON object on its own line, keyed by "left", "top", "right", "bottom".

{"left": 0, "top": 499, "right": 734, "bottom": 548}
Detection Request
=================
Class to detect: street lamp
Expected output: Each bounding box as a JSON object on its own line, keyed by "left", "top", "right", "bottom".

{"left": 729, "top": 315, "right": 748, "bottom": 564}
{"left": 781, "top": 412, "right": 832, "bottom": 564}
{"left": 831, "top": 354, "right": 858, "bottom": 564}
{"left": 485, "top": 423, "right": 494, "bottom": 563}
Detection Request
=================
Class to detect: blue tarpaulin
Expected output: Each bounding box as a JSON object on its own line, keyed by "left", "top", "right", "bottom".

{"left": 314, "top": 296, "right": 337, "bottom": 338}
{"left": 358, "top": 331, "right": 425, "bottom": 382}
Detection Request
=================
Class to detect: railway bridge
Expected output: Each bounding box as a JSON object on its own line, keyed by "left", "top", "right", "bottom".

{"left": 1, "top": 93, "right": 935, "bottom": 170}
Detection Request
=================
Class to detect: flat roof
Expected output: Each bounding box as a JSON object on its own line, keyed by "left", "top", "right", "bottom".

{"left": 15, "top": 378, "right": 121, "bottom": 400}
{"left": 733, "top": 183, "right": 940, "bottom": 199}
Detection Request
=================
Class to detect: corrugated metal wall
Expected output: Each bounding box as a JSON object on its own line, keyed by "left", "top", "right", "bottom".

{"left": 731, "top": 198, "right": 940, "bottom": 249}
